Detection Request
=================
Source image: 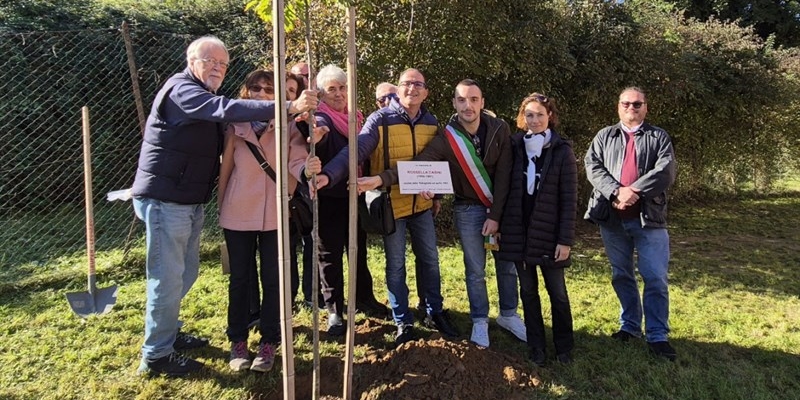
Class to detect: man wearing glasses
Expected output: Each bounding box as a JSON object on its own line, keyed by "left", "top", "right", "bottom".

{"left": 132, "top": 36, "right": 318, "bottom": 377}
{"left": 584, "top": 86, "right": 677, "bottom": 361}
{"left": 395, "top": 79, "right": 526, "bottom": 348}
{"left": 315, "top": 68, "right": 460, "bottom": 346}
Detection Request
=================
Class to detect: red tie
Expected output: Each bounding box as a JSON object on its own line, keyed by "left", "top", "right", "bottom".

{"left": 620, "top": 131, "right": 638, "bottom": 186}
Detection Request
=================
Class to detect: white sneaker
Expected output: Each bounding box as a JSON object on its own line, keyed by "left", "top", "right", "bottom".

{"left": 497, "top": 314, "right": 527, "bottom": 342}
{"left": 470, "top": 320, "right": 490, "bottom": 347}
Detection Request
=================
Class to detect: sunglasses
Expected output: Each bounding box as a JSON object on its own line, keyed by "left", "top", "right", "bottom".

{"left": 399, "top": 80, "right": 427, "bottom": 89}
{"left": 248, "top": 85, "right": 275, "bottom": 94}
{"left": 376, "top": 93, "right": 398, "bottom": 106}
{"left": 620, "top": 101, "right": 645, "bottom": 109}
{"left": 531, "top": 94, "right": 548, "bottom": 103}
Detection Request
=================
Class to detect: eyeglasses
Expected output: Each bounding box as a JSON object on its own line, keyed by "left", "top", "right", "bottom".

{"left": 248, "top": 85, "right": 274, "bottom": 94}
{"left": 198, "top": 58, "right": 229, "bottom": 69}
{"left": 620, "top": 101, "right": 645, "bottom": 109}
{"left": 399, "top": 80, "right": 427, "bottom": 90}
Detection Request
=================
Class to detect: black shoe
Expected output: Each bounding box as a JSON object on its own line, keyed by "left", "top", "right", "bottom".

{"left": 395, "top": 324, "right": 415, "bottom": 346}
{"left": 356, "top": 298, "right": 390, "bottom": 319}
{"left": 138, "top": 352, "right": 203, "bottom": 377}
{"left": 174, "top": 331, "right": 210, "bottom": 350}
{"left": 430, "top": 310, "right": 459, "bottom": 338}
{"left": 611, "top": 330, "right": 637, "bottom": 342}
{"left": 648, "top": 341, "right": 677, "bottom": 361}
{"left": 556, "top": 352, "right": 573, "bottom": 364}
{"left": 530, "top": 348, "right": 546, "bottom": 367}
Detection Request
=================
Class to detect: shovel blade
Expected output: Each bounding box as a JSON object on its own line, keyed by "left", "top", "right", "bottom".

{"left": 66, "top": 285, "right": 118, "bottom": 318}
{"left": 94, "top": 285, "right": 118, "bottom": 314}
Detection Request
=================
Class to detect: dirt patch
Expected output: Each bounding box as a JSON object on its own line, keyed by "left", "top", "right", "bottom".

{"left": 354, "top": 338, "right": 540, "bottom": 400}
{"left": 270, "top": 331, "right": 540, "bottom": 400}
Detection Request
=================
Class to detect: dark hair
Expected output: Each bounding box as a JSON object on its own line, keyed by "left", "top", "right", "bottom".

{"left": 515, "top": 92, "right": 560, "bottom": 130}
{"left": 287, "top": 71, "right": 307, "bottom": 93}
{"left": 238, "top": 69, "right": 274, "bottom": 99}
{"left": 454, "top": 78, "right": 482, "bottom": 97}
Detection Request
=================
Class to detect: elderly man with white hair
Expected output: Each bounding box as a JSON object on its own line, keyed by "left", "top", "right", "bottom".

{"left": 131, "top": 35, "right": 318, "bottom": 377}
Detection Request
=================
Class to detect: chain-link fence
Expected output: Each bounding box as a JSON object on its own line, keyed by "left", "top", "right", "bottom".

{"left": 0, "top": 25, "right": 258, "bottom": 267}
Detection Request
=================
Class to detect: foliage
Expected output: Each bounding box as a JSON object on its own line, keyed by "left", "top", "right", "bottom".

{"left": 666, "top": 0, "right": 800, "bottom": 47}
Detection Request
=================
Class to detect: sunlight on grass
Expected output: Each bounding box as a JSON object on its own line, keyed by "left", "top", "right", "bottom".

{"left": 2, "top": 191, "right": 800, "bottom": 399}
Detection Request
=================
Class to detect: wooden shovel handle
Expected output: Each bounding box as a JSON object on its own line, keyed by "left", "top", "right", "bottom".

{"left": 82, "top": 106, "right": 96, "bottom": 279}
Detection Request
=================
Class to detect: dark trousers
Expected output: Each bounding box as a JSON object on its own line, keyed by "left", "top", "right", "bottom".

{"left": 248, "top": 233, "right": 299, "bottom": 316}
{"left": 318, "top": 196, "right": 378, "bottom": 316}
{"left": 515, "top": 261, "right": 574, "bottom": 355}
{"left": 226, "top": 229, "right": 291, "bottom": 344}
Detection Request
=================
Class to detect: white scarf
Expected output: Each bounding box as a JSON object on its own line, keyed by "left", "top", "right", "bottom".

{"left": 524, "top": 129, "right": 551, "bottom": 195}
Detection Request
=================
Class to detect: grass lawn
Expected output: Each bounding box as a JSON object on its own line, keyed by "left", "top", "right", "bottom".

{"left": 1, "top": 189, "right": 798, "bottom": 399}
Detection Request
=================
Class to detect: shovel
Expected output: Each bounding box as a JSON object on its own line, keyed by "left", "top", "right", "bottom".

{"left": 66, "top": 106, "right": 118, "bottom": 317}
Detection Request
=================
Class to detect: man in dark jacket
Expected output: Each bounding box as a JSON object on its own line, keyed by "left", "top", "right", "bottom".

{"left": 584, "top": 86, "right": 677, "bottom": 361}
{"left": 132, "top": 35, "right": 318, "bottom": 377}
{"left": 411, "top": 79, "right": 525, "bottom": 347}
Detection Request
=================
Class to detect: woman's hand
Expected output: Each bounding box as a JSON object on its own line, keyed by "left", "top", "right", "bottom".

{"left": 305, "top": 155, "right": 321, "bottom": 178}
{"left": 308, "top": 125, "right": 329, "bottom": 145}
{"left": 289, "top": 90, "right": 319, "bottom": 114}
{"left": 554, "top": 244, "right": 571, "bottom": 262}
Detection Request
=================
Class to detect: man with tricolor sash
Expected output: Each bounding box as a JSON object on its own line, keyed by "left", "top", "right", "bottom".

{"left": 408, "top": 79, "right": 527, "bottom": 347}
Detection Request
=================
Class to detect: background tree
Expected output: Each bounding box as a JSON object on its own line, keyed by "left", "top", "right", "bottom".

{"left": 668, "top": 0, "right": 800, "bottom": 47}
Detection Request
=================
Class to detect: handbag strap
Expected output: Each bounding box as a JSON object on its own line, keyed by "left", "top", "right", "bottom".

{"left": 245, "top": 140, "right": 277, "bottom": 182}
{"left": 381, "top": 114, "right": 391, "bottom": 195}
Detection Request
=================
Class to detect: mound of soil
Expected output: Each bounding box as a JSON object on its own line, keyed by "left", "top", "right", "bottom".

{"left": 284, "top": 328, "right": 540, "bottom": 400}
{"left": 354, "top": 337, "right": 541, "bottom": 400}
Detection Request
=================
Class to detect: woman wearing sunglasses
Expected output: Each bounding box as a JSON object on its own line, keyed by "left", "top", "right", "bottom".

{"left": 218, "top": 69, "right": 323, "bottom": 372}
{"left": 495, "top": 93, "right": 577, "bottom": 367}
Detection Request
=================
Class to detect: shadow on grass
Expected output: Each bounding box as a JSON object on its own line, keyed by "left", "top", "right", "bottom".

{"left": 225, "top": 325, "right": 800, "bottom": 400}
{"left": 574, "top": 196, "right": 800, "bottom": 298}
{"left": 669, "top": 198, "right": 800, "bottom": 297}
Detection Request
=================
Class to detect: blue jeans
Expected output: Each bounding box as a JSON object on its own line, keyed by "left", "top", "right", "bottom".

{"left": 600, "top": 219, "right": 671, "bottom": 342}
{"left": 453, "top": 204, "right": 520, "bottom": 322}
{"left": 133, "top": 197, "right": 204, "bottom": 360}
{"left": 384, "top": 210, "right": 443, "bottom": 326}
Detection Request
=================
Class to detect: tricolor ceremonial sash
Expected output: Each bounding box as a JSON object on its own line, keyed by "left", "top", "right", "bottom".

{"left": 444, "top": 125, "right": 493, "bottom": 207}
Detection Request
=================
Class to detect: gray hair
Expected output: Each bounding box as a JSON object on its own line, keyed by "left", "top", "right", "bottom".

{"left": 375, "top": 82, "right": 396, "bottom": 98}
{"left": 620, "top": 86, "right": 646, "bottom": 101}
{"left": 316, "top": 64, "right": 347, "bottom": 91}
{"left": 186, "top": 36, "right": 228, "bottom": 66}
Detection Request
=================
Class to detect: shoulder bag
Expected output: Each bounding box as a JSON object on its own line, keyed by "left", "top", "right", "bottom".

{"left": 244, "top": 141, "right": 313, "bottom": 236}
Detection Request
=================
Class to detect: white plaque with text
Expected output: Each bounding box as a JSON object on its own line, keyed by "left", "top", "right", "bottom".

{"left": 397, "top": 161, "right": 454, "bottom": 194}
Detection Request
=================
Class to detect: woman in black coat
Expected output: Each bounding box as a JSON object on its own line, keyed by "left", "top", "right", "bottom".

{"left": 496, "top": 93, "right": 578, "bottom": 366}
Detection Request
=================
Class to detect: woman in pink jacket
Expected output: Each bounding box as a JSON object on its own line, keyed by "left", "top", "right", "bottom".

{"left": 218, "top": 69, "right": 323, "bottom": 373}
